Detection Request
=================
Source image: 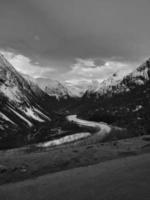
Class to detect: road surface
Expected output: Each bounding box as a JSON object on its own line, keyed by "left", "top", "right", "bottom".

{"left": 67, "top": 114, "right": 112, "bottom": 135}
{"left": 38, "top": 115, "right": 113, "bottom": 148}
{"left": 0, "top": 153, "right": 150, "bottom": 200}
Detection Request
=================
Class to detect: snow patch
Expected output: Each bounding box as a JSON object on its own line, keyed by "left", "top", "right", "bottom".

{"left": 134, "top": 79, "right": 144, "bottom": 85}
{"left": 9, "top": 107, "right": 33, "bottom": 127}
{"left": 132, "top": 66, "right": 149, "bottom": 81}
{"left": 0, "top": 85, "right": 21, "bottom": 103}
{"left": 37, "top": 132, "right": 91, "bottom": 148}
{"left": 33, "top": 108, "right": 51, "bottom": 121}
{"left": 22, "top": 107, "right": 45, "bottom": 122}
{"left": 36, "top": 78, "right": 69, "bottom": 99}
{"left": 0, "top": 112, "right": 15, "bottom": 124}
{"left": 133, "top": 105, "right": 143, "bottom": 112}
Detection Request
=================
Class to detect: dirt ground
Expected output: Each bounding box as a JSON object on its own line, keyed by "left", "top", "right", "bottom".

{"left": 0, "top": 151, "right": 150, "bottom": 200}
{"left": 0, "top": 135, "right": 150, "bottom": 185}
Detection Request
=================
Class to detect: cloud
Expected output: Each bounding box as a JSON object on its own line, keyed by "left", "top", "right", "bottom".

{"left": 75, "top": 58, "right": 96, "bottom": 68}
{"left": 0, "top": 50, "right": 56, "bottom": 78}
{"left": 0, "top": 0, "right": 150, "bottom": 65}
{"left": 0, "top": 49, "right": 139, "bottom": 85}
{"left": 62, "top": 58, "right": 138, "bottom": 85}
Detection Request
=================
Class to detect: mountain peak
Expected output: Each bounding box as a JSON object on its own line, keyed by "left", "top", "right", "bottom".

{"left": 0, "top": 53, "right": 13, "bottom": 69}
{"left": 0, "top": 54, "right": 52, "bottom": 146}
{"left": 137, "top": 59, "right": 150, "bottom": 72}
{"left": 86, "top": 57, "right": 150, "bottom": 97}
{"left": 0, "top": 53, "right": 6, "bottom": 61}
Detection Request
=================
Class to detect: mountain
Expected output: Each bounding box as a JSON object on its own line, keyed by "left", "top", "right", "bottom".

{"left": 64, "top": 83, "right": 87, "bottom": 98}
{"left": 36, "top": 78, "right": 69, "bottom": 99}
{"left": 1, "top": 52, "right": 150, "bottom": 148}
{"left": 86, "top": 59, "right": 150, "bottom": 97}
{"left": 76, "top": 59, "right": 150, "bottom": 136}
{"left": 36, "top": 78, "right": 83, "bottom": 99}
{"left": 0, "top": 53, "right": 55, "bottom": 148}
{"left": 86, "top": 80, "right": 100, "bottom": 94}
{"left": 64, "top": 80, "right": 98, "bottom": 98}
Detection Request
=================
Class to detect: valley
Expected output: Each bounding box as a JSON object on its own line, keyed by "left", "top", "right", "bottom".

{"left": 0, "top": 52, "right": 150, "bottom": 198}
{"left": 0, "top": 53, "right": 150, "bottom": 150}
{"left": 1, "top": 1, "right": 150, "bottom": 199}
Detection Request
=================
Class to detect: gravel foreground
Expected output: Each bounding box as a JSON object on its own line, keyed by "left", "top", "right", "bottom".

{"left": 0, "top": 153, "right": 150, "bottom": 200}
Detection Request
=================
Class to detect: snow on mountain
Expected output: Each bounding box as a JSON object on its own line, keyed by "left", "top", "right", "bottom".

{"left": 64, "top": 84, "right": 86, "bottom": 97}
{"left": 22, "top": 73, "right": 88, "bottom": 98}
{"left": 21, "top": 73, "right": 46, "bottom": 97}
{"left": 36, "top": 78, "right": 73, "bottom": 99}
{"left": 86, "top": 80, "right": 100, "bottom": 93}
{"left": 77, "top": 58, "right": 150, "bottom": 138}
{"left": 0, "top": 53, "right": 51, "bottom": 131}
{"left": 0, "top": 111, "right": 16, "bottom": 125}
{"left": 21, "top": 107, "right": 46, "bottom": 122}
{"left": 86, "top": 59, "right": 150, "bottom": 97}
{"left": 64, "top": 80, "right": 95, "bottom": 97}
{"left": 9, "top": 107, "right": 33, "bottom": 127}
{"left": 128, "top": 60, "right": 150, "bottom": 84}
{"left": 0, "top": 84, "right": 21, "bottom": 103}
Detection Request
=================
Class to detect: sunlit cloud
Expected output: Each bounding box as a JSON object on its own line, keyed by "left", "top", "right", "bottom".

{"left": 62, "top": 58, "right": 138, "bottom": 85}
{"left": 0, "top": 50, "right": 56, "bottom": 78}
{"left": 0, "top": 49, "right": 138, "bottom": 85}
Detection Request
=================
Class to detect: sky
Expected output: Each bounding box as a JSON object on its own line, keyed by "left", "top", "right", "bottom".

{"left": 0, "top": 0, "right": 150, "bottom": 85}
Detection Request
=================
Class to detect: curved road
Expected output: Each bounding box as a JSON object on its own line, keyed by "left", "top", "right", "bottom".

{"left": 67, "top": 114, "right": 112, "bottom": 136}
{"left": 0, "top": 153, "right": 150, "bottom": 200}
{"left": 38, "top": 115, "right": 113, "bottom": 148}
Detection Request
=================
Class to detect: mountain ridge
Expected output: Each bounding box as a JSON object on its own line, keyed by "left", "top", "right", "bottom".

{"left": 75, "top": 58, "right": 150, "bottom": 137}
{"left": 0, "top": 53, "right": 55, "bottom": 148}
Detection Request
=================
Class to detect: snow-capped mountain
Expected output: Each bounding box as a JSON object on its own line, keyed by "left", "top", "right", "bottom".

{"left": 35, "top": 77, "right": 84, "bottom": 99}
{"left": 22, "top": 73, "right": 90, "bottom": 98}
{"left": 86, "top": 80, "right": 100, "bottom": 93}
{"left": 86, "top": 59, "right": 150, "bottom": 97}
{"left": 1, "top": 51, "right": 150, "bottom": 148}
{"left": 65, "top": 85, "right": 86, "bottom": 97}
{"left": 0, "top": 53, "right": 51, "bottom": 136}
{"left": 85, "top": 73, "right": 127, "bottom": 97}
{"left": 64, "top": 83, "right": 87, "bottom": 97}
{"left": 35, "top": 78, "right": 70, "bottom": 99}
{"left": 64, "top": 80, "right": 98, "bottom": 98}
{"left": 77, "top": 58, "right": 150, "bottom": 137}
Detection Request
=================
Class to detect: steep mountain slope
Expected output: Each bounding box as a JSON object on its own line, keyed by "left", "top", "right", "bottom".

{"left": 76, "top": 59, "right": 150, "bottom": 136}
{"left": 0, "top": 54, "right": 55, "bottom": 148}
{"left": 36, "top": 77, "right": 89, "bottom": 99}
{"left": 86, "top": 60, "right": 150, "bottom": 97}
{"left": 36, "top": 78, "right": 73, "bottom": 99}
{"left": 64, "top": 84, "right": 85, "bottom": 98}
{"left": 64, "top": 80, "right": 92, "bottom": 97}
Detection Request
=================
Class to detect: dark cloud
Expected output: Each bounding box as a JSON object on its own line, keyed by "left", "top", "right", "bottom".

{"left": 0, "top": 0, "right": 150, "bottom": 76}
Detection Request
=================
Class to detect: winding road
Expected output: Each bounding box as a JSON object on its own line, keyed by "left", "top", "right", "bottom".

{"left": 67, "top": 114, "right": 112, "bottom": 135}
{"left": 38, "top": 115, "right": 114, "bottom": 148}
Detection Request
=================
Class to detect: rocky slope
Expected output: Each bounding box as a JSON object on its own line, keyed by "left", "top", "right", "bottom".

{"left": 35, "top": 78, "right": 72, "bottom": 99}
{"left": 86, "top": 60, "right": 150, "bottom": 97}
{"left": 0, "top": 54, "right": 56, "bottom": 148}
{"left": 35, "top": 77, "right": 88, "bottom": 99}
